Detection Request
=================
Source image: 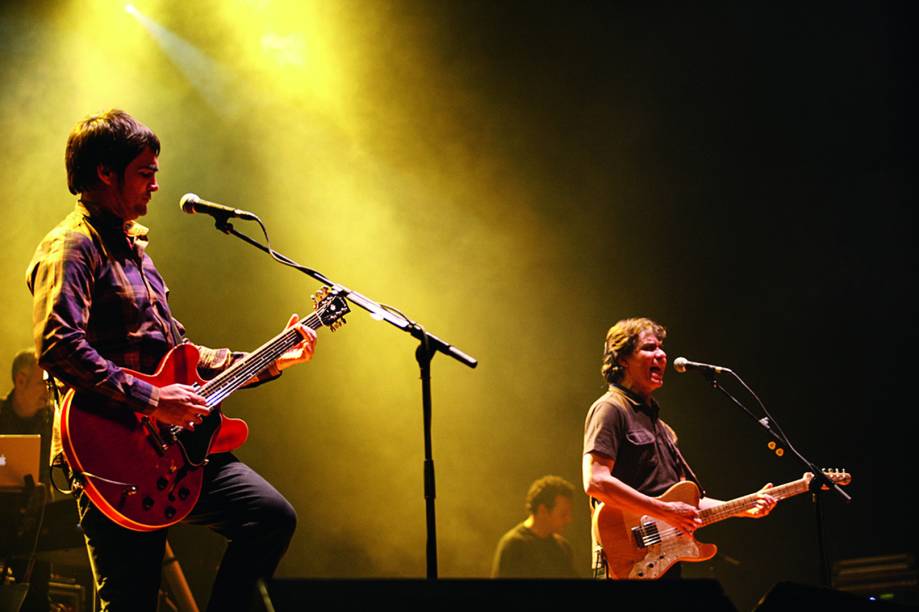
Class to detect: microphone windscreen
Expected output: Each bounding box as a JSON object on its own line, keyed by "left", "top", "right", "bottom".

{"left": 179, "top": 193, "right": 199, "bottom": 214}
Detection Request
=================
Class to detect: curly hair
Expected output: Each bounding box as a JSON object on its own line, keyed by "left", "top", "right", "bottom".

{"left": 65, "top": 109, "right": 160, "bottom": 195}
{"left": 601, "top": 317, "right": 667, "bottom": 385}
{"left": 525, "top": 475, "right": 575, "bottom": 515}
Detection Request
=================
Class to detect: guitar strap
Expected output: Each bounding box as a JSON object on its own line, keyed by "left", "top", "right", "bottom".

{"left": 165, "top": 313, "right": 185, "bottom": 348}
{"left": 656, "top": 419, "right": 706, "bottom": 497}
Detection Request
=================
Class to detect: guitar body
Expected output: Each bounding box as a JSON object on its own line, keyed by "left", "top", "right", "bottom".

{"left": 60, "top": 343, "right": 248, "bottom": 531}
{"left": 593, "top": 480, "right": 717, "bottom": 579}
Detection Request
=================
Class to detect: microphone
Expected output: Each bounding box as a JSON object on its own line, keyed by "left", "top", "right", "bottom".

{"left": 673, "top": 357, "right": 732, "bottom": 375}
{"left": 179, "top": 193, "right": 258, "bottom": 221}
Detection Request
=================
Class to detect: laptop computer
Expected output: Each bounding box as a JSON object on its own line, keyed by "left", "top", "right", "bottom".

{"left": 0, "top": 434, "right": 41, "bottom": 488}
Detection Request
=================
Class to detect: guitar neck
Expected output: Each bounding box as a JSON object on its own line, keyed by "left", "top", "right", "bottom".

{"left": 699, "top": 477, "right": 811, "bottom": 527}
{"left": 199, "top": 312, "right": 323, "bottom": 408}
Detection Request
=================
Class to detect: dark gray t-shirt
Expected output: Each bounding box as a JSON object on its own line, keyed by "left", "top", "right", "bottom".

{"left": 491, "top": 522, "right": 577, "bottom": 578}
{"left": 583, "top": 385, "right": 687, "bottom": 497}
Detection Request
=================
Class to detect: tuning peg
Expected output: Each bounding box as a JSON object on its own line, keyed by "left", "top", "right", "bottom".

{"left": 311, "top": 287, "right": 330, "bottom": 304}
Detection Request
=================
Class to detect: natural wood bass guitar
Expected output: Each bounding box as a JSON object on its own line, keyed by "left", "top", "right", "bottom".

{"left": 592, "top": 469, "right": 851, "bottom": 579}
{"left": 60, "top": 288, "right": 349, "bottom": 532}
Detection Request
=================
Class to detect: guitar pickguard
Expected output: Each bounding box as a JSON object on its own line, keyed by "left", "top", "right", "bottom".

{"left": 627, "top": 516, "right": 701, "bottom": 579}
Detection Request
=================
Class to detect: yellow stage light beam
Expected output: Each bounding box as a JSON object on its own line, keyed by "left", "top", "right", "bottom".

{"left": 124, "top": 4, "right": 240, "bottom": 116}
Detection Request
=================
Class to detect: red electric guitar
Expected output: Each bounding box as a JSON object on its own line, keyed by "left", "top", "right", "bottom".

{"left": 60, "top": 287, "right": 349, "bottom": 531}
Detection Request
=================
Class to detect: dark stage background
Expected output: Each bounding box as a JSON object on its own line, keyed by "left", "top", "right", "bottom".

{"left": 1, "top": 2, "right": 915, "bottom": 609}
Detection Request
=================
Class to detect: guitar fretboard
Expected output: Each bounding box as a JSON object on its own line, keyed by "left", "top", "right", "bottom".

{"left": 199, "top": 311, "right": 323, "bottom": 408}
{"left": 699, "top": 478, "right": 808, "bottom": 526}
{"left": 699, "top": 472, "right": 848, "bottom": 526}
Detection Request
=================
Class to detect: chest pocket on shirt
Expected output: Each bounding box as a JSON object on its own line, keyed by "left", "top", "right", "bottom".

{"left": 625, "top": 430, "right": 656, "bottom": 446}
{"left": 624, "top": 429, "right": 658, "bottom": 467}
{"left": 92, "top": 262, "right": 142, "bottom": 327}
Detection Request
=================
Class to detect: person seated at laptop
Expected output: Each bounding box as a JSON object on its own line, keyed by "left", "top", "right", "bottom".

{"left": 0, "top": 349, "right": 51, "bottom": 483}
{"left": 1, "top": 348, "right": 54, "bottom": 612}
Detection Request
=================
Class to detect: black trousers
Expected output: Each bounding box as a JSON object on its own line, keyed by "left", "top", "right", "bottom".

{"left": 77, "top": 453, "right": 296, "bottom": 612}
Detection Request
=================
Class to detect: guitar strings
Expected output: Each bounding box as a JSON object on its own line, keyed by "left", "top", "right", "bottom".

{"left": 203, "top": 327, "right": 308, "bottom": 406}
{"left": 634, "top": 474, "right": 842, "bottom": 551}
{"left": 203, "top": 331, "right": 299, "bottom": 405}
{"left": 200, "top": 311, "right": 323, "bottom": 407}
{"left": 636, "top": 480, "right": 815, "bottom": 546}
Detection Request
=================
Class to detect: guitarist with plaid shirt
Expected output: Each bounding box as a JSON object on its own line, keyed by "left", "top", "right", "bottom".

{"left": 27, "top": 109, "right": 317, "bottom": 611}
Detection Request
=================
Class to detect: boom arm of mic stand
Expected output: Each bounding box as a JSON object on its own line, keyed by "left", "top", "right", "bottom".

{"left": 700, "top": 368, "right": 850, "bottom": 589}
{"left": 214, "top": 220, "right": 477, "bottom": 368}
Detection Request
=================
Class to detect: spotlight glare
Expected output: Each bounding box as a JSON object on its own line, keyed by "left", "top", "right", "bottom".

{"left": 125, "top": 4, "right": 138, "bottom": 16}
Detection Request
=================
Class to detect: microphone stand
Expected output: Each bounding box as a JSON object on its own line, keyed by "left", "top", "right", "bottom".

{"left": 210, "top": 215, "right": 477, "bottom": 580}
{"left": 695, "top": 367, "right": 850, "bottom": 587}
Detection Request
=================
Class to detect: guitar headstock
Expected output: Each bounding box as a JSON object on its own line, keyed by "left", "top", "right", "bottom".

{"left": 312, "top": 287, "right": 350, "bottom": 331}
{"left": 803, "top": 469, "right": 852, "bottom": 488}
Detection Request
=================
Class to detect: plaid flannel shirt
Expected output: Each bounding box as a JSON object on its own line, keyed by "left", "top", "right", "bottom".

{"left": 26, "top": 201, "right": 277, "bottom": 461}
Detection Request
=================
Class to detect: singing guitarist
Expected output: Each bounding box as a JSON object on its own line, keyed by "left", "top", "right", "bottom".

{"left": 582, "top": 317, "right": 776, "bottom": 579}
{"left": 26, "top": 110, "right": 317, "bottom": 611}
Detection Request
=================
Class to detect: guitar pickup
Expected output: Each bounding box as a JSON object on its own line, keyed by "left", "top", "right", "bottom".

{"left": 141, "top": 417, "right": 169, "bottom": 455}
{"left": 632, "top": 521, "right": 660, "bottom": 549}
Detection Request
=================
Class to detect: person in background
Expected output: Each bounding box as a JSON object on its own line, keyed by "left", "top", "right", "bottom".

{"left": 0, "top": 349, "right": 51, "bottom": 477}
{"left": 491, "top": 475, "right": 578, "bottom": 578}
{"left": 0, "top": 348, "right": 53, "bottom": 611}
